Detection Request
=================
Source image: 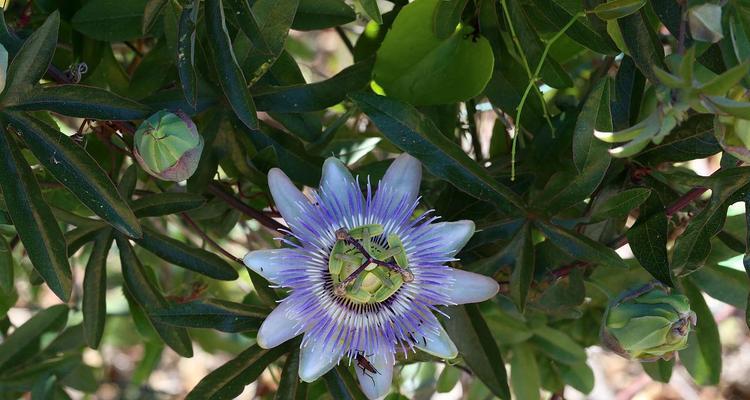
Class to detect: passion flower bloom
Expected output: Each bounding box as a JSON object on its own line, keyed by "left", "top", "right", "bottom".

{"left": 243, "top": 154, "right": 499, "bottom": 399}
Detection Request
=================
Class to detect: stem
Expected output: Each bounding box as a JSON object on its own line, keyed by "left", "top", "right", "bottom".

{"left": 467, "top": 99, "right": 482, "bottom": 161}
{"left": 509, "top": 10, "right": 582, "bottom": 180}
{"left": 180, "top": 212, "right": 243, "bottom": 264}
{"left": 208, "top": 183, "right": 286, "bottom": 232}
{"left": 335, "top": 26, "right": 355, "bottom": 54}
{"left": 549, "top": 184, "right": 709, "bottom": 279}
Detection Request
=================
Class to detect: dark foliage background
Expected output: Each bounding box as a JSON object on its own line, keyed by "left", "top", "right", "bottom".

{"left": 0, "top": 0, "right": 749, "bottom": 398}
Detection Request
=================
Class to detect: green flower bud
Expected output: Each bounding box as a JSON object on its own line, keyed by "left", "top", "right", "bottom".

{"left": 601, "top": 283, "right": 697, "bottom": 361}
{"left": 133, "top": 110, "right": 204, "bottom": 182}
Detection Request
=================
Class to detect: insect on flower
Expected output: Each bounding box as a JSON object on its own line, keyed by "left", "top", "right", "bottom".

{"left": 243, "top": 153, "right": 500, "bottom": 399}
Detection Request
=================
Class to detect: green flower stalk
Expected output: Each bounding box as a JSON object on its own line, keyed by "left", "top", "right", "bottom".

{"left": 133, "top": 110, "right": 203, "bottom": 182}
{"left": 601, "top": 283, "right": 697, "bottom": 361}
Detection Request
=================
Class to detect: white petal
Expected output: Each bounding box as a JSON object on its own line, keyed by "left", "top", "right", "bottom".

{"left": 426, "top": 220, "right": 475, "bottom": 256}
{"left": 257, "top": 300, "right": 301, "bottom": 349}
{"left": 443, "top": 269, "right": 499, "bottom": 305}
{"left": 243, "top": 248, "right": 295, "bottom": 284}
{"left": 354, "top": 353, "right": 394, "bottom": 400}
{"left": 298, "top": 343, "right": 343, "bottom": 382}
{"left": 414, "top": 325, "right": 458, "bottom": 359}
{"left": 320, "top": 157, "right": 356, "bottom": 195}
{"left": 380, "top": 153, "right": 421, "bottom": 205}
{"left": 267, "top": 168, "right": 310, "bottom": 228}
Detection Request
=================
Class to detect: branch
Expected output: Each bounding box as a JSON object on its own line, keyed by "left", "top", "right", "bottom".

{"left": 180, "top": 212, "right": 243, "bottom": 264}
{"left": 208, "top": 183, "right": 286, "bottom": 232}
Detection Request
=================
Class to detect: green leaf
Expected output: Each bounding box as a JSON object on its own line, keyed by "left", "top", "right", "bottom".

{"left": 358, "top": 0, "right": 383, "bottom": 25}
{"left": 135, "top": 226, "right": 239, "bottom": 281}
{"left": 115, "top": 234, "right": 193, "bottom": 357}
{"left": 537, "top": 80, "right": 612, "bottom": 215}
{"left": 617, "top": 9, "right": 667, "bottom": 83}
{"left": 0, "top": 235, "right": 14, "bottom": 295}
{"left": 291, "top": 0, "right": 356, "bottom": 31}
{"left": 672, "top": 168, "right": 750, "bottom": 273}
{"left": 82, "top": 229, "right": 113, "bottom": 349}
{"left": 151, "top": 298, "right": 267, "bottom": 333}
{"left": 275, "top": 345, "right": 307, "bottom": 400}
{"left": 636, "top": 114, "right": 719, "bottom": 164}
{"left": 131, "top": 192, "right": 206, "bottom": 217}
{"left": 626, "top": 191, "right": 673, "bottom": 286}
{"left": 254, "top": 59, "right": 374, "bottom": 113}
{"left": 351, "top": 92, "right": 526, "bottom": 214}
{"left": 9, "top": 85, "right": 150, "bottom": 120}
{"left": 228, "top": 0, "right": 299, "bottom": 84}
{"left": 529, "top": 326, "right": 586, "bottom": 365}
{"left": 177, "top": 3, "right": 199, "bottom": 106}
{"left": 573, "top": 79, "right": 612, "bottom": 173}
{"left": 690, "top": 266, "right": 749, "bottom": 309}
{"left": 698, "top": 62, "right": 750, "bottom": 96}
{"left": 678, "top": 278, "right": 721, "bottom": 385}
{"left": 186, "top": 344, "right": 288, "bottom": 399}
{"left": 593, "top": 0, "right": 647, "bottom": 20}
{"left": 205, "top": 0, "right": 259, "bottom": 130}
{"left": 559, "top": 362, "right": 594, "bottom": 394}
{"left": 443, "top": 304, "right": 511, "bottom": 399}
{"left": 510, "top": 344, "right": 541, "bottom": 400}
{"left": 373, "top": 0, "right": 494, "bottom": 105}
{"left": 505, "top": 0, "right": 572, "bottom": 89}
{"left": 535, "top": 221, "right": 628, "bottom": 268}
{"left": 71, "top": 0, "right": 148, "bottom": 41}
{"left": 5, "top": 111, "right": 141, "bottom": 238}
{"left": 2, "top": 12, "right": 59, "bottom": 101}
{"left": 433, "top": 0, "right": 466, "bottom": 39}
{"left": 591, "top": 188, "right": 651, "bottom": 220}
{"left": 510, "top": 224, "right": 535, "bottom": 311}
{"left": 642, "top": 358, "right": 674, "bottom": 383}
{"left": 436, "top": 365, "right": 462, "bottom": 393}
{"left": 0, "top": 304, "right": 68, "bottom": 370}
{"left": 142, "top": 0, "right": 167, "bottom": 35}
{"left": 323, "top": 366, "right": 368, "bottom": 400}
{"left": 0, "top": 126, "right": 71, "bottom": 301}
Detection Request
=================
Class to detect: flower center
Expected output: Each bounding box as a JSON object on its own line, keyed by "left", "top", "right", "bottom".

{"left": 328, "top": 224, "right": 413, "bottom": 304}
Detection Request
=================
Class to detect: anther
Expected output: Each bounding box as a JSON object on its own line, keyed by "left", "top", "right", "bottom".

{"left": 401, "top": 270, "right": 414, "bottom": 283}
{"left": 335, "top": 228, "right": 350, "bottom": 241}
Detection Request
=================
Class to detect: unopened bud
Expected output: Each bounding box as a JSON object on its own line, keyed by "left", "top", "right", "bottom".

{"left": 133, "top": 110, "right": 203, "bottom": 182}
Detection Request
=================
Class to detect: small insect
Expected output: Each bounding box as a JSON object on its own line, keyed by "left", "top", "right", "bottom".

{"left": 355, "top": 351, "right": 380, "bottom": 386}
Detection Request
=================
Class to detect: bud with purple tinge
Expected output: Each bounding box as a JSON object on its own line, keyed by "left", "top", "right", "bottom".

{"left": 133, "top": 110, "right": 203, "bottom": 182}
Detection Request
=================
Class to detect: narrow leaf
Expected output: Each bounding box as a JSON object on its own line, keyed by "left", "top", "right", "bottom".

{"left": 323, "top": 366, "right": 369, "bottom": 400}
{"left": 591, "top": 188, "right": 651, "bottom": 220}
{"left": 510, "top": 224, "right": 535, "bottom": 311}
{"left": 151, "top": 298, "right": 268, "bottom": 333}
{"left": 186, "top": 344, "right": 288, "bottom": 399}
{"left": 535, "top": 221, "right": 628, "bottom": 268}
{"left": 0, "top": 126, "right": 71, "bottom": 301}
{"left": 82, "top": 229, "right": 113, "bottom": 349}
{"left": 205, "top": 0, "right": 259, "bottom": 129}
{"left": 135, "top": 226, "right": 239, "bottom": 281}
{"left": 177, "top": 2, "right": 199, "bottom": 106}
{"left": 679, "top": 278, "right": 721, "bottom": 384}
{"left": 0, "top": 304, "right": 68, "bottom": 370}
{"left": 593, "top": 0, "right": 647, "bottom": 20}
{"left": 352, "top": 92, "right": 526, "bottom": 214}
{"left": 9, "top": 85, "right": 150, "bottom": 120}
{"left": 2, "top": 12, "right": 59, "bottom": 100}
{"left": 275, "top": 345, "right": 307, "bottom": 400}
{"left": 254, "top": 59, "right": 374, "bottom": 113}
{"left": 626, "top": 191, "right": 673, "bottom": 286}
{"left": 116, "top": 234, "right": 193, "bottom": 357}
{"left": 443, "top": 304, "right": 511, "bottom": 399}
{"left": 617, "top": 10, "right": 667, "bottom": 83}
{"left": 5, "top": 111, "right": 141, "bottom": 238}
{"left": 131, "top": 192, "right": 206, "bottom": 217}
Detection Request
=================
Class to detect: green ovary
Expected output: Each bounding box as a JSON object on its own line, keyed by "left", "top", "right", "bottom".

{"left": 328, "top": 224, "right": 410, "bottom": 304}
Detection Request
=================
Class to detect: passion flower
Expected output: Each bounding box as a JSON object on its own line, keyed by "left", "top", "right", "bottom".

{"left": 243, "top": 154, "right": 499, "bottom": 399}
{"left": 133, "top": 110, "right": 203, "bottom": 182}
{"left": 601, "top": 283, "right": 697, "bottom": 361}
